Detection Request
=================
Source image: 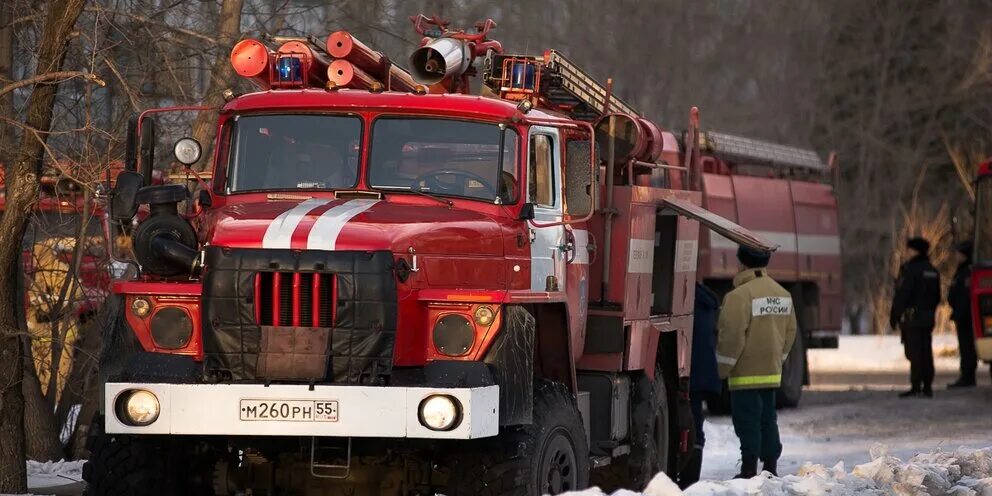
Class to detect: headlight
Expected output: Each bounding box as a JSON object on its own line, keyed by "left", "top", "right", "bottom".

{"left": 131, "top": 297, "right": 151, "bottom": 317}
{"left": 433, "top": 314, "right": 475, "bottom": 356}
{"left": 150, "top": 307, "right": 193, "bottom": 349}
{"left": 474, "top": 306, "right": 495, "bottom": 326}
{"left": 418, "top": 394, "right": 461, "bottom": 431}
{"left": 117, "top": 389, "right": 160, "bottom": 426}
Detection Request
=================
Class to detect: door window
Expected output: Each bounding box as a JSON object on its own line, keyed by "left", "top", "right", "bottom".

{"left": 529, "top": 134, "right": 555, "bottom": 207}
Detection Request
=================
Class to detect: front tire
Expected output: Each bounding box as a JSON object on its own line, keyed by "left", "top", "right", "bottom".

{"left": 83, "top": 422, "right": 170, "bottom": 496}
{"left": 83, "top": 419, "right": 215, "bottom": 496}
{"left": 446, "top": 380, "right": 589, "bottom": 496}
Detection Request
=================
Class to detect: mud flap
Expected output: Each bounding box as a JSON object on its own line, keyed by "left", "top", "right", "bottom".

{"left": 676, "top": 377, "right": 695, "bottom": 471}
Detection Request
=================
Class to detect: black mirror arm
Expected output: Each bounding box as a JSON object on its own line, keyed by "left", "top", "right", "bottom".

{"left": 519, "top": 202, "right": 535, "bottom": 221}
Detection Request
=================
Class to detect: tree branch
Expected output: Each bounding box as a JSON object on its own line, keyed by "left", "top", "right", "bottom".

{"left": 0, "top": 71, "right": 104, "bottom": 99}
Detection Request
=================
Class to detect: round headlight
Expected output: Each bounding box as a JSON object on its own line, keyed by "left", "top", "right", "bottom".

{"left": 131, "top": 297, "right": 151, "bottom": 317}
{"left": 173, "top": 137, "right": 202, "bottom": 166}
{"left": 474, "top": 306, "right": 495, "bottom": 326}
{"left": 150, "top": 307, "right": 193, "bottom": 349}
{"left": 433, "top": 314, "right": 475, "bottom": 356}
{"left": 120, "top": 390, "right": 160, "bottom": 426}
{"left": 418, "top": 395, "right": 461, "bottom": 431}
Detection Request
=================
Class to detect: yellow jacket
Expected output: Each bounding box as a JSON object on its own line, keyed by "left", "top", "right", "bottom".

{"left": 716, "top": 268, "right": 797, "bottom": 390}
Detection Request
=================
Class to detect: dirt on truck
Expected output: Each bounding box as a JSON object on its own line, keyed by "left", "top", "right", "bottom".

{"left": 82, "top": 16, "right": 777, "bottom": 496}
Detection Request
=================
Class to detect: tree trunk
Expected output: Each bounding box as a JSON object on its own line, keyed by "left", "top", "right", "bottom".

{"left": 190, "top": 0, "right": 243, "bottom": 171}
{"left": 0, "top": 1, "right": 14, "bottom": 164}
{"left": 0, "top": 0, "right": 86, "bottom": 491}
{"left": 22, "top": 337, "right": 63, "bottom": 461}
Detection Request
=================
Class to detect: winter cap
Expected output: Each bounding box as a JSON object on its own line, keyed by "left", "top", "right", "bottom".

{"left": 906, "top": 237, "right": 930, "bottom": 255}
{"left": 737, "top": 245, "right": 771, "bottom": 268}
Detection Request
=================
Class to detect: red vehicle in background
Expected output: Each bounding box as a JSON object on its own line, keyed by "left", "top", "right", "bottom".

{"left": 696, "top": 133, "right": 842, "bottom": 407}
{"left": 969, "top": 160, "right": 992, "bottom": 378}
{"left": 0, "top": 164, "right": 115, "bottom": 324}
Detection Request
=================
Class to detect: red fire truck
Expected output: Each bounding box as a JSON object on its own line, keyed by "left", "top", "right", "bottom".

{"left": 970, "top": 160, "right": 992, "bottom": 379}
{"left": 697, "top": 133, "right": 842, "bottom": 407}
{"left": 82, "top": 17, "right": 774, "bottom": 495}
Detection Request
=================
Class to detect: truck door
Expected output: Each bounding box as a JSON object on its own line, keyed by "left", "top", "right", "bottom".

{"left": 528, "top": 127, "right": 565, "bottom": 292}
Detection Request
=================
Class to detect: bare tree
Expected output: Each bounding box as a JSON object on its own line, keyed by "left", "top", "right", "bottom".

{"left": 0, "top": 0, "right": 87, "bottom": 488}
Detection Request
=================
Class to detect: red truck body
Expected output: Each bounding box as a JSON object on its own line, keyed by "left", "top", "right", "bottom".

{"left": 970, "top": 160, "right": 992, "bottom": 365}
{"left": 697, "top": 135, "right": 842, "bottom": 349}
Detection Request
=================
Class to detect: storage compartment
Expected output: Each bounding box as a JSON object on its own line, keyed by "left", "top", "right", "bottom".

{"left": 576, "top": 372, "right": 630, "bottom": 451}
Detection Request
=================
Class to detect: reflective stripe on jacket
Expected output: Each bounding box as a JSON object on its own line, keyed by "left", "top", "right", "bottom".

{"left": 716, "top": 268, "right": 798, "bottom": 390}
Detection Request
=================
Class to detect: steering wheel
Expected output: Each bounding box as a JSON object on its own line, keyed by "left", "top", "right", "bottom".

{"left": 413, "top": 169, "right": 497, "bottom": 198}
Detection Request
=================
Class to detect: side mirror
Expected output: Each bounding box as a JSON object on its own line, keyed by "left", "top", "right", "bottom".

{"left": 519, "top": 202, "right": 535, "bottom": 221}
{"left": 111, "top": 171, "right": 144, "bottom": 221}
{"left": 565, "top": 140, "right": 593, "bottom": 217}
{"left": 139, "top": 118, "right": 156, "bottom": 187}
{"left": 124, "top": 116, "right": 138, "bottom": 172}
{"left": 174, "top": 137, "right": 202, "bottom": 168}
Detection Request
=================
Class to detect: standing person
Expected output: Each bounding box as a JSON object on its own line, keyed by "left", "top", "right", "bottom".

{"left": 677, "top": 282, "right": 721, "bottom": 489}
{"left": 947, "top": 240, "right": 977, "bottom": 388}
{"left": 890, "top": 237, "right": 942, "bottom": 398}
{"left": 716, "top": 246, "right": 797, "bottom": 479}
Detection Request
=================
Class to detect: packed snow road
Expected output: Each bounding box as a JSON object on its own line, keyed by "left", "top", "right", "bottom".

{"left": 18, "top": 335, "right": 992, "bottom": 495}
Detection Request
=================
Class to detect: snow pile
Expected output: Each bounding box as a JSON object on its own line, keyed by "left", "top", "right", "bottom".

{"left": 563, "top": 446, "right": 992, "bottom": 496}
{"left": 25, "top": 459, "right": 85, "bottom": 488}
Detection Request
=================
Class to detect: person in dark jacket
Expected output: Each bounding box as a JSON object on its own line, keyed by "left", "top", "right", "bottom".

{"left": 947, "top": 240, "right": 977, "bottom": 388}
{"left": 890, "top": 237, "right": 942, "bottom": 398}
{"left": 677, "top": 282, "right": 721, "bottom": 489}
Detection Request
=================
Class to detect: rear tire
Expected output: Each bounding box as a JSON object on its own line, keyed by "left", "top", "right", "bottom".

{"left": 445, "top": 380, "right": 589, "bottom": 496}
{"left": 777, "top": 331, "right": 806, "bottom": 408}
{"left": 591, "top": 366, "right": 670, "bottom": 492}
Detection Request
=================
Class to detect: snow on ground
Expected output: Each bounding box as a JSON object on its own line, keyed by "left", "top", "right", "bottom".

{"left": 565, "top": 446, "right": 992, "bottom": 495}
{"left": 807, "top": 334, "right": 960, "bottom": 373}
{"left": 6, "top": 459, "right": 88, "bottom": 496}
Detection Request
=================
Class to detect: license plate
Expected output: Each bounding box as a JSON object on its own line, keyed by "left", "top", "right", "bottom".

{"left": 239, "top": 399, "right": 338, "bottom": 422}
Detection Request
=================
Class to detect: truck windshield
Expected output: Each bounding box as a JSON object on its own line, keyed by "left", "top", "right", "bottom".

{"left": 368, "top": 117, "right": 518, "bottom": 203}
{"left": 977, "top": 176, "right": 992, "bottom": 265}
{"left": 227, "top": 114, "right": 361, "bottom": 192}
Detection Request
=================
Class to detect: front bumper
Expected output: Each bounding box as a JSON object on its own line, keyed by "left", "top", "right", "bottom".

{"left": 105, "top": 383, "right": 499, "bottom": 439}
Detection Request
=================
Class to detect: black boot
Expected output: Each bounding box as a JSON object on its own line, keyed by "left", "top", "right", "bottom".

{"left": 948, "top": 376, "right": 976, "bottom": 388}
{"left": 734, "top": 456, "right": 758, "bottom": 479}
{"left": 921, "top": 385, "right": 933, "bottom": 398}
{"left": 762, "top": 458, "right": 778, "bottom": 477}
{"left": 898, "top": 389, "right": 920, "bottom": 398}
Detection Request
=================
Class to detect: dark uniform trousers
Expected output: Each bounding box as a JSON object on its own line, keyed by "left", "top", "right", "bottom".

{"left": 954, "top": 317, "right": 978, "bottom": 380}
{"left": 729, "top": 389, "right": 782, "bottom": 463}
{"left": 902, "top": 323, "right": 935, "bottom": 390}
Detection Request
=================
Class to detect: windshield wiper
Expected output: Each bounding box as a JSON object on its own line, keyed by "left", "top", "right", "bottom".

{"left": 379, "top": 186, "right": 453, "bottom": 207}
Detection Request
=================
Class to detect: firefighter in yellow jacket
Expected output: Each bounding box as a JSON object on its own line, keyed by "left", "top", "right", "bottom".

{"left": 717, "top": 245, "right": 797, "bottom": 479}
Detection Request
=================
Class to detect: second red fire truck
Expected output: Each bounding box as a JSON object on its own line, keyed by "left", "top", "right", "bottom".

{"left": 83, "top": 17, "right": 780, "bottom": 495}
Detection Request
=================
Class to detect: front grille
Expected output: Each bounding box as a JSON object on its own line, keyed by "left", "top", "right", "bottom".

{"left": 201, "top": 247, "right": 397, "bottom": 384}
{"left": 254, "top": 272, "right": 336, "bottom": 327}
